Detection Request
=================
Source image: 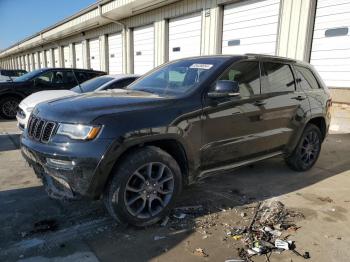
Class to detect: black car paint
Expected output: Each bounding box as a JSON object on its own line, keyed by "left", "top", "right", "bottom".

{"left": 20, "top": 55, "right": 331, "bottom": 200}
{"left": 0, "top": 68, "right": 105, "bottom": 100}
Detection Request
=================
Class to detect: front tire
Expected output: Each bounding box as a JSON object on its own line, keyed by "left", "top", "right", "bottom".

{"left": 285, "top": 123, "right": 322, "bottom": 171}
{"left": 103, "top": 146, "right": 182, "bottom": 227}
{"left": 0, "top": 96, "right": 20, "bottom": 119}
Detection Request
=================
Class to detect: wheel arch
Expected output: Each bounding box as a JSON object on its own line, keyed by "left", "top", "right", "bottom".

{"left": 89, "top": 135, "right": 193, "bottom": 199}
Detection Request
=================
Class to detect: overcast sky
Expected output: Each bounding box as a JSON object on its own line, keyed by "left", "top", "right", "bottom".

{"left": 0, "top": 0, "right": 97, "bottom": 51}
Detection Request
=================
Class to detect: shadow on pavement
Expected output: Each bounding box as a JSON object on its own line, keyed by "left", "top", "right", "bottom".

{"left": 0, "top": 133, "right": 20, "bottom": 152}
{"left": 0, "top": 134, "right": 349, "bottom": 261}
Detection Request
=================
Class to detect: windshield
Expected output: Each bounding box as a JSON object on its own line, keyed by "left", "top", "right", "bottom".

{"left": 127, "top": 58, "right": 226, "bottom": 96}
{"left": 14, "top": 69, "right": 45, "bottom": 82}
{"left": 71, "top": 76, "right": 114, "bottom": 93}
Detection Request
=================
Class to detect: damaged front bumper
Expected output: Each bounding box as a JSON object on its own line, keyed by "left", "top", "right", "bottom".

{"left": 21, "top": 132, "right": 113, "bottom": 200}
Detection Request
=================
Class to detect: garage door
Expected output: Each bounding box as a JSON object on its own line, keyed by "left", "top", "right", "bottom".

{"left": 39, "top": 51, "right": 45, "bottom": 68}
{"left": 21, "top": 56, "right": 25, "bottom": 70}
{"left": 310, "top": 0, "right": 350, "bottom": 88}
{"left": 29, "top": 55, "right": 34, "bottom": 71}
{"left": 63, "top": 46, "right": 71, "bottom": 68}
{"left": 133, "top": 25, "right": 154, "bottom": 74}
{"left": 169, "top": 13, "right": 202, "bottom": 61}
{"left": 34, "top": 53, "right": 39, "bottom": 69}
{"left": 222, "top": 0, "right": 280, "bottom": 55}
{"left": 108, "top": 33, "right": 123, "bottom": 74}
{"left": 89, "top": 38, "right": 100, "bottom": 71}
{"left": 74, "top": 43, "right": 83, "bottom": 69}
{"left": 45, "top": 50, "right": 52, "bottom": 68}
{"left": 53, "top": 48, "right": 59, "bottom": 67}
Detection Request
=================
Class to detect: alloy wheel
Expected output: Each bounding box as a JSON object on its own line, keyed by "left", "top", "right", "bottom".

{"left": 124, "top": 162, "right": 175, "bottom": 219}
{"left": 300, "top": 130, "right": 320, "bottom": 166}
{"left": 2, "top": 99, "right": 18, "bottom": 118}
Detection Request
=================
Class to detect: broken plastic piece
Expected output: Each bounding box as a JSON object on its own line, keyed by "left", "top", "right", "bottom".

{"left": 275, "top": 239, "right": 292, "bottom": 250}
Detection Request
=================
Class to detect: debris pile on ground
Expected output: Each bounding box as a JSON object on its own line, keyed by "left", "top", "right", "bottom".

{"left": 225, "top": 200, "right": 309, "bottom": 261}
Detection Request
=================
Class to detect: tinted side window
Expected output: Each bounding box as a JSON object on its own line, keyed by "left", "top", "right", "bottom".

{"left": 262, "top": 62, "right": 295, "bottom": 93}
{"left": 218, "top": 61, "right": 261, "bottom": 97}
{"left": 35, "top": 71, "right": 54, "bottom": 84}
{"left": 295, "top": 66, "right": 320, "bottom": 90}
{"left": 110, "top": 78, "right": 137, "bottom": 89}
{"left": 75, "top": 72, "right": 90, "bottom": 83}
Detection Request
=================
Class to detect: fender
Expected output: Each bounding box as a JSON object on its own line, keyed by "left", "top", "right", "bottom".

{"left": 285, "top": 112, "right": 327, "bottom": 157}
{"left": 87, "top": 130, "right": 197, "bottom": 199}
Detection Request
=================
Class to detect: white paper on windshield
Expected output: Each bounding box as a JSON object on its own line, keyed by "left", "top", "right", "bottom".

{"left": 189, "top": 64, "right": 213, "bottom": 70}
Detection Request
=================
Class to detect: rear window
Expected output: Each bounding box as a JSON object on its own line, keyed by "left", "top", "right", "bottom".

{"left": 71, "top": 76, "right": 114, "bottom": 93}
{"left": 294, "top": 66, "right": 320, "bottom": 90}
{"left": 262, "top": 62, "right": 295, "bottom": 93}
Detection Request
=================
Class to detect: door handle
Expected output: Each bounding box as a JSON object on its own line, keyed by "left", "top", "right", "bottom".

{"left": 254, "top": 100, "right": 266, "bottom": 106}
{"left": 292, "top": 95, "right": 306, "bottom": 101}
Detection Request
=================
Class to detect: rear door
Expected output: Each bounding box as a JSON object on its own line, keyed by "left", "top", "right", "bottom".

{"left": 258, "top": 61, "right": 306, "bottom": 152}
{"left": 201, "top": 60, "right": 265, "bottom": 170}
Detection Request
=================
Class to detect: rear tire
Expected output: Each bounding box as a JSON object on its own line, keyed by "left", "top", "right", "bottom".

{"left": 0, "top": 96, "right": 20, "bottom": 119}
{"left": 285, "top": 124, "right": 322, "bottom": 171}
{"left": 103, "top": 146, "right": 182, "bottom": 227}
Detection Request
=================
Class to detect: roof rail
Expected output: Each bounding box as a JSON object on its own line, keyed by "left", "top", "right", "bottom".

{"left": 245, "top": 53, "right": 297, "bottom": 62}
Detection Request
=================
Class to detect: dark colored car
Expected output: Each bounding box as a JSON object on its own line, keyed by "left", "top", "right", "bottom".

{"left": 21, "top": 55, "right": 332, "bottom": 226}
{"left": 0, "top": 68, "right": 105, "bottom": 119}
{"left": 0, "top": 69, "right": 28, "bottom": 82}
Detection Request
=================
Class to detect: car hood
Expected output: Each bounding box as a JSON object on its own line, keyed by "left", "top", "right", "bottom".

{"left": 34, "top": 89, "right": 175, "bottom": 123}
{"left": 20, "top": 90, "right": 77, "bottom": 109}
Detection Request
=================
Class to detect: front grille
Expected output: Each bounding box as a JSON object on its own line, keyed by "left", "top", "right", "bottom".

{"left": 27, "top": 115, "right": 56, "bottom": 143}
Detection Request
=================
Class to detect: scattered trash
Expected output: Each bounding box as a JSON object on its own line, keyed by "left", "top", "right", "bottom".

{"left": 231, "top": 200, "right": 309, "bottom": 261}
{"left": 240, "top": 212, "right": 247, "bottom": 218}
{"left": 225, "top": 259, "right": 245, "bottom": 262}
{"left": 275, "top": 239, "right": 292, "bottom": 250}
{"left": 193, "top": 248, "right": 208, "bottom": 257}
{"left": 318, "top": 196, "right": 333, "bottom": 203}
{"left": 154, "top": 235, "right": 166, "bottom": 241}
{"left": 161, "top": 216, "right": 169, "bottom": 227}
{"left": 232, "top": 235, "right": 242, "bottom": 241}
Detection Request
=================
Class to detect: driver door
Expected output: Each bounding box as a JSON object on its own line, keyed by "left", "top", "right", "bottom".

{"left": 200, "top": 60, "right": 266, "bottom": 171}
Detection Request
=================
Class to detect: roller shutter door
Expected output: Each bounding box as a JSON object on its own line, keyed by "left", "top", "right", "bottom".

{"left": 310, "top": 0, "right": 350, "bottom": 88}
{"left": 89, "top": 38, "right": 100, "bottom": 71}
{"left": 21, "top": 56, "right": 26, "bottom": 70}
{"left": 29, "top": 55, "right": 34, "bottom": 71}
{"left": 53, "top": 48, "right": 59, "bottom": 67}
{"left": 169, "top": 13, "right": 202, "bottom": 61}
{"left": 63, "top": 46, "right": 71, "bottom": 68}
{"left": 34, "top": 53, "right": 39, "bottom": 69}
{"left": 222, "top": 0, "right": 280, "bottom": 55}
{"left": 133, "top": 25, "right": 154, "bottom": 74}
{"left": 45, "top": 50, "right": 52, "bottom": 68}
{"left": 39, "top": 51, "right": 45, "bottom": 68}
{"left": 108, "top": 33, "right": 123, "bottom": 74}
{"left": 74, "top": 43, "right": 83, "bottom": 69}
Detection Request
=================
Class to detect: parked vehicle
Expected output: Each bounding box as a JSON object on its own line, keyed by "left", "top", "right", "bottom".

{"left": 0, "top": 68, "right": 105, "bottom": 119}
{"left": 21, "top": 54, "right": 332, "bottom": 227}
{"left": 16, "top": 74, "right": 139, "bottom": 130}
{"left": 0, "top": 69, "right": 27, "bottom": 82}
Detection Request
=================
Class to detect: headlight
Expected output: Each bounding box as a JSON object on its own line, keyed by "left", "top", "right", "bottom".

{"left": 56, "top": 124, "right": 101, "bottom": 140}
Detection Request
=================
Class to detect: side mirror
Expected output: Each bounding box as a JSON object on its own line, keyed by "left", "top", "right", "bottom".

{"left": 208, "top": 80, "right": 240, "bottom": 98}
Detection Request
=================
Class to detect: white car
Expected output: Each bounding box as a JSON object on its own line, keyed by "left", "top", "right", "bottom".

{"left": 16, "top": 74, "right": 139, "bottom": 130}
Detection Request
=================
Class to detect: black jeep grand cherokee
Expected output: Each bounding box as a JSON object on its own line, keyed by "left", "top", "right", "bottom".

{"left": 21, "top": 55, "right": 332, "bottom": 226}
